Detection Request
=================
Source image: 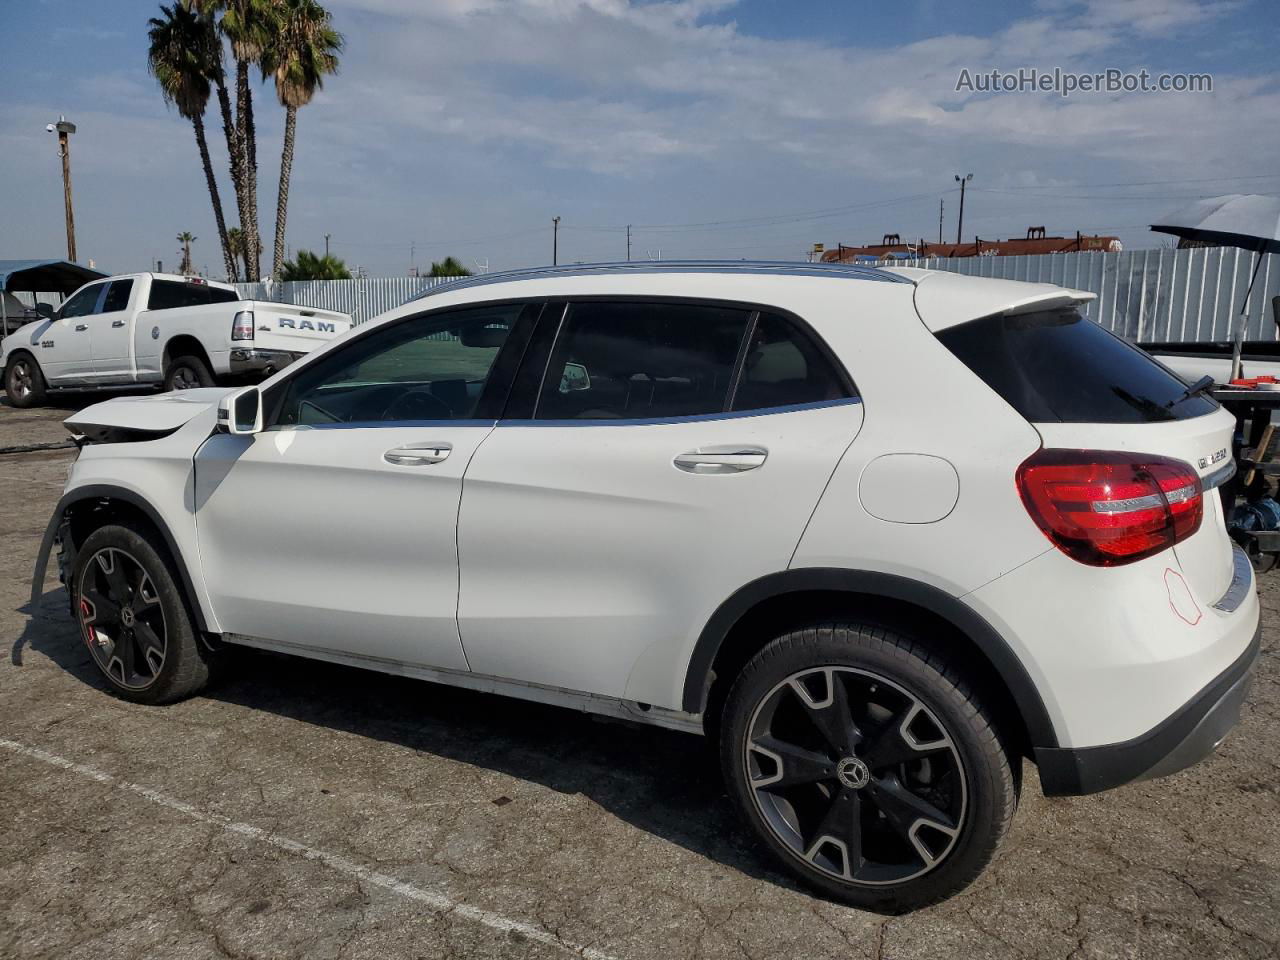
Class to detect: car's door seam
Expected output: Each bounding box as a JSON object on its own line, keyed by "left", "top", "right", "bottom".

{"left": 453, "top": 422, "right": 501, "bottom": 673}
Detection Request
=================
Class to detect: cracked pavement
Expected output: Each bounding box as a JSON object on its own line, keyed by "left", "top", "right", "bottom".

{"left": 1, "top": 400, "right": 1277, "bottom": 959}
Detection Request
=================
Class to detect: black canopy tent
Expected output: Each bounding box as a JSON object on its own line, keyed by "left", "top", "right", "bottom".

{"left": 0, "top": 259, "right": 106, "bottom": 336}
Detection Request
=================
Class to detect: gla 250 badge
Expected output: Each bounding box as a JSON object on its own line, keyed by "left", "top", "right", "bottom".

{"left": 1199, "top": 448, "right": 1228, "bottom": 469}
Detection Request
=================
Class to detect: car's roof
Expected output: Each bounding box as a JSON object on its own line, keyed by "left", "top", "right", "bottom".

{"left": 411, "top": 260, "right": 913, "bottom": 302}
{"left": 403, "top": 259, "right": 1095, "bottom": 333}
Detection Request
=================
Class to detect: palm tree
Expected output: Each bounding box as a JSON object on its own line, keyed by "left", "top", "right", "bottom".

{"left": 262, "top": 0, "right": 342, "bottom": 278}
{"left": 148, "top": 4, "right": 237, "bottom": 281}
{"left": 177, "top": 232, "right": 198, "bottom": 274}
{"left": 279, "top": 249, "right": 351, "bottom": 280}
{"left": 429, "top": 256, "right": 472, "bottom": 277}
{"left": 186, "top": 0, "right": 271, "bottom": 280}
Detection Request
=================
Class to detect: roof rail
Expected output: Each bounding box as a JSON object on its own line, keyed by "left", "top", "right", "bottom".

{"left": 410, "top": 259, "right": 911, "bottom": 301}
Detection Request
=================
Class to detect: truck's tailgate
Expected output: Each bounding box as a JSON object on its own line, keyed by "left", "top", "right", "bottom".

{"left": 250, "top": 302, "right": 351, "bottom": 354}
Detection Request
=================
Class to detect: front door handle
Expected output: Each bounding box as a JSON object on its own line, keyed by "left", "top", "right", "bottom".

{"left": 673, "top": 446, "right": 768, "bottom": 474}
{"left": 111, "top": 319, "right": 126, "bottom": 328}
{"left": 384, "top": 441, "right": 452, "bottom": 466}
{"left": 74, "top": 324, "right": 88, "bottom": 331}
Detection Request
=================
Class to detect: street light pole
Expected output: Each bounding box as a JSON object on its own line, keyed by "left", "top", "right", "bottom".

{"left": 48, "top": 116, "right": 78, "bottom": 262}
{"left": 626, "top": 224, "right": 632, "bottom": 262}
{"left": 553, "top": 216, "right": 561, "bottom": 265}
{"left": 954, "top": 173, "right": 973, "bottom": 245}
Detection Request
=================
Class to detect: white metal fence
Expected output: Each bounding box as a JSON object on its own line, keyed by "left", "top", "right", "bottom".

{"left": 234, "top": 276, "right": 460, "bottom": 324}
{"left": 899, "top": 247, "right": 1280, "bottom": 343}
{"left": 237, "top": 249, "right": 1280, "bottom": 341}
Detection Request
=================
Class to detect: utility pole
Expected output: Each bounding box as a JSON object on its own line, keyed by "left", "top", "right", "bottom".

{"left": 324, "top": 233, "right": 331, "bottom": 257}
{"left": 552, "top": 216, "right": 561, "bottom": 266}
{"left": 938, "top": 198, "right": 944, "bottom": 244}
{"left": 48, "top": 116, "right": 77, "bottom": 262}
{"left": 626, "top": 224, "right": 632, "bottom": 262}
{"left": 954, "top": 173, "right": 973, "bottom": 244}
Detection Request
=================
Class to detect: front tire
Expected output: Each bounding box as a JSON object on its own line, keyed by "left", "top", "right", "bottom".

{"left": 720, "top": 623, "right": 1017, "bottom": 912}
{"left": 71, "top": 522, "right": 215, "bottom": 704}
{"left": 163, "top": 354, "right": 214, "bottom": 392}
{"left": 4, "top": 353, "right": 47, "bottom": 407}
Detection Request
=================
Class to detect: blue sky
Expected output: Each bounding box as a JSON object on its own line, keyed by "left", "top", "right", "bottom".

{"left": 1, "top": 0, "right": 1278, "bottom": 277}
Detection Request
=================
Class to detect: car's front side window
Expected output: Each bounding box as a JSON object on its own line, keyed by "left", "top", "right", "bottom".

{"left": 535, "top": 301, "right": 753, "bottom": 420}
{"left": 59, "top": 284, "right": 104, "bottom": 319}
{"left": 270, "top": 303, "right": 530, "bottom": 427}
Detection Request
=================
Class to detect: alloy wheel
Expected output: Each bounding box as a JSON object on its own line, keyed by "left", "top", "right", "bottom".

{"left": 77, "top": 547, "right": 168, "bottom": 690}
{"left": 9, "top": 360, "right": 32, "bottom": 399}
{"left": 744, "top": 666, "right": 966, "bottom": 886}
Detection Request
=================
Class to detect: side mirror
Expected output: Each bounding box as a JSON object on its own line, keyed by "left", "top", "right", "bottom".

{"left": 35, "top": 302, "right": 55, "bottom": 320}
{"left": 217, "top": 386, "right": 263, "bottom": 435}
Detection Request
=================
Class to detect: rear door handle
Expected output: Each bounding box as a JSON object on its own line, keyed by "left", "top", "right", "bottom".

{"left": 384, "top": 441, "right": 452, "bottom": 466}
{"left": 674, "top": 446, "right": 768, "bottom": 474}
{"left": 111, "top": 319, "right": 126, "bottom": 328}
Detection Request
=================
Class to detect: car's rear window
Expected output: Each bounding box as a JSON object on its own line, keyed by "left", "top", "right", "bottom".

{"left": 147, "top": 280, "right": 239, "bottom": 311}
{"left": 936, "top": 307, "right": 1217, "bottom": 423}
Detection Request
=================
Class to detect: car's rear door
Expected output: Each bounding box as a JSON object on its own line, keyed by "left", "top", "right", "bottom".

{"left": 89, "top": 278, "right": 136, "bottom": 379}
{"left": 455, "top": 299, "right": 864, "bottom": 707}
{"left": 193, "top": 300, "right": 540, "bottom": 670}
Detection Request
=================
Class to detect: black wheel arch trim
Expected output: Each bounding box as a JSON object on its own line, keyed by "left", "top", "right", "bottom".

{"left": 682, "top": 567, "right": 1060, "bottom": 749}
{"left": 31, "top": 483, "right": 210, "bottom": 633}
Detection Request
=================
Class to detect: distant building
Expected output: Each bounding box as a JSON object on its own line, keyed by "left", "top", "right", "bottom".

{"left": 820, "top": 227, "right": 1121, "bottom": 263}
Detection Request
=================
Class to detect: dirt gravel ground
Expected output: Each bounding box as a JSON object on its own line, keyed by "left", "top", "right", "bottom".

{"left": 0, "top": 398, "right": 1277, "bottom": 960}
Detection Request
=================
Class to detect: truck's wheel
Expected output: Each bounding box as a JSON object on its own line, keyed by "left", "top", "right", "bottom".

{"left": 4, "top": 353, "right": 48, "bottom": 408}
{"left": 720, "top": 622, "right": 1017, "bottom": 912}
{"left": 164, "top": 355, "right": 214, "bottom": 391}
{"left": 71, "top": 522, "right": 216, "bottom": 705}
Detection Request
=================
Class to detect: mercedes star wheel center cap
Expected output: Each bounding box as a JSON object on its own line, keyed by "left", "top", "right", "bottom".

{"left": 836, "top": 756, "right": 871, "bottom": 789}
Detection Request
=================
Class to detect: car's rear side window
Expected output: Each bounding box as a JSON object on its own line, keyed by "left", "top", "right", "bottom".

{"left": 936, "top": 307, "right": 1217, "bottom": 423}
{"left": 536, "top": 301, "right": 752, "bottom": 420}
{"left": 731, "top": 312, "right": 850, "bottom": 412}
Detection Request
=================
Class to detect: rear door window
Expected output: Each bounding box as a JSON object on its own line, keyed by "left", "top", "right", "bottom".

{"left": 937, "top": 307, "right": 1217, "bottom": 423}
{"left": 100, "top": 279, "right": 133, "bottom": 313}
{"left": 536, "top": 301, "right": 752, "bottom": 420}
{"left": 731, "top": 312, "right": 851, "bottom": 412}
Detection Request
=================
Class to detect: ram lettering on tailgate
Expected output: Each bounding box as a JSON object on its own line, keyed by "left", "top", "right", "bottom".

{"left": 279, "top": 316, "right": 336, "bottom": 333}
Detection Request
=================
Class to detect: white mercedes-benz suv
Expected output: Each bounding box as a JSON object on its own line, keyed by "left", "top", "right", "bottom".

{"left": 31, "top": 261, "right": 1260, "bottom": 911}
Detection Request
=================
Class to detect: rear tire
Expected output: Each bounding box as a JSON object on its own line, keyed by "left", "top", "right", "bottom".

{"left": 163, "top": 354, "right": 214, "bottom": 391}
{"left": 71, "top": 522, "right": 215, "bottom": 705}
{"left": 4, "top": 353, "right": 47, "bottom": 407}
{"left": 720, "top": 622, "right": 1017, "bottom": 912}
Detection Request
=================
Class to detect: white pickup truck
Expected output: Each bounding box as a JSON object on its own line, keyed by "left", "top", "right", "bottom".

{"left": 1, "top": 272, "right": 350, "bottom": 408}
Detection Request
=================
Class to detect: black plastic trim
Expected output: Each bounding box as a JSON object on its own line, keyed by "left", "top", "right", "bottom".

{"left": 681, "top": 567, "right": 1059, "bottom": 748}
{"left": 1036, "top": 623, "right": 1261, "bottom": 796}
{"left": 31, "top": 484, "right": 210, "bottom": 633}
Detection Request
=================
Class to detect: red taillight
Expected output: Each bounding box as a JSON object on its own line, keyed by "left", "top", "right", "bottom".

{"left": 231, "top": 310, "right": 255, "bottom": 341}
{"left": 1016, "top": 449, "right": 1202, "bottom": 566}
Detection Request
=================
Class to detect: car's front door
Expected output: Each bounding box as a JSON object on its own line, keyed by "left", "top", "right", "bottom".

{"left": 43, "top": 281, "right": 105, "bottom": 382}
{"left": 456, "top": 300, "right": 864, "bottom": 706}
{"left": 89, "top": 278, "right": 137, "bottom": 380}
{"left": 193, "top": 300, "right": 540, "bottom": 670}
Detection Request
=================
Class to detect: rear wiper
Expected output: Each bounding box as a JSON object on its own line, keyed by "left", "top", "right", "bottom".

{"left": 1167, "top": 375, "right": 1215, "bottom": 408}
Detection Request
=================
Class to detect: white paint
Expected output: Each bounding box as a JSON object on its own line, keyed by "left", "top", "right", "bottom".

{"left": 857, "top": 454, "right": 959, "bottom": 524}
{"left": 0, "top": 737, "right": 619, "bottom": 960}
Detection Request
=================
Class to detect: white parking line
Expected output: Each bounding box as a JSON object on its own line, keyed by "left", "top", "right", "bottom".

{"left": 0, "top": 737, "right": 619, "bottom": 960}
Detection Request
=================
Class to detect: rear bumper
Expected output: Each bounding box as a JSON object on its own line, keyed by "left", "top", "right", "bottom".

{"left": 1035, "top": 622, "right": 1260, "bottom": 795}
{"left": 229, "top": 347, "right": 302, "bottom": 377}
